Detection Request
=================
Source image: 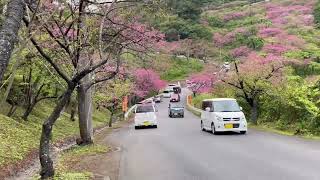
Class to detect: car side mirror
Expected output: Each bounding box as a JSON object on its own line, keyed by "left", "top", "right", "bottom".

{"left": 205, "top": 107, "right": 211, "bottom": 112}
{"left": 240, "top": 107, "right": 243, "bottom": 111}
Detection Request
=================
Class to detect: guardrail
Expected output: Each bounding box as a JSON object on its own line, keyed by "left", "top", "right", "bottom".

{"left": 186, "top": 95, "right": 202, "bottom": 117}
{"left": 124, "top": 97, "right": 154, "bottom": 120}
{"left": 124, "top": 105, "right": 137, "bottom": 120}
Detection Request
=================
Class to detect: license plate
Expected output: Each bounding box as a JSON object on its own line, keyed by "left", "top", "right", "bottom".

{"left": 225, "top": 124, "right": 233, "bottom": 129}
{"left": 143, "top": 121, "right": 150, "bottom": 126}
{"left": 174, "top": 113, "right": 178, "bottom": 115}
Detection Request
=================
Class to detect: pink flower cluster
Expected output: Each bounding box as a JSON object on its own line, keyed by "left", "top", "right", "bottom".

{"left": 258, "top": 27, "right": 283, "bottom": 38}
{"left": 262, "top": 44, "right": 293, "bottom": 55}
{"left": 231, "top": 46, "right": 251, "bottom": 58}
{"left": 265, "top": 3, "right": 313, "bottom": 26}
{"left": 156, "top": 41, "right": 181, "bottom": 54}
{"left": 188, "top": 73, "right": 216, "bottom": 93}
{"left": 247, "top": 52, "right": 283, "bottom": 64}
{"left": 213, "top": 28, "right": 250, "bottom": 47}
{"left": 133, "top": 69, "right": 166, "bottom": 97}
{"left": 223, "top": 12, "right": 248, "bottom": 21}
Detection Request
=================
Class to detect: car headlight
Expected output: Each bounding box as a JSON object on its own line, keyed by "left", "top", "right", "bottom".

{"left": 216, "top": 116, "right": 223, "bottom": 121}
{"left": 241, "top": 116, "right": 246, "bottom": 122}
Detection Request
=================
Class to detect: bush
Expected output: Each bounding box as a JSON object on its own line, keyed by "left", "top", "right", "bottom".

{"left": 260, "top": 79, "right": 320, "bottom": 135}
{"left": 159, "top": 18, "right": 212, "bottom": 41}
{"left": 314, "top": 0, "right": 320, "bottom": 26}
{"left": 245, "top": 36, "right": 264, "bottom": 50}
{"left": 207, "top": 16, "right": 224, "bottom": 28}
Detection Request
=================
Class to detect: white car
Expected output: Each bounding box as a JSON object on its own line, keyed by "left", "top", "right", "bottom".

{"left": 162, "top": 90, "right": 172, "bottom": 98}
{"left": 200, "top": 98, "right": 247, "bottom": 134}
{"left": 134, "top": 104, "right": 158, "bottom": 129}
{"left": 223, "top": 62, "right": 231, "bottom": 71}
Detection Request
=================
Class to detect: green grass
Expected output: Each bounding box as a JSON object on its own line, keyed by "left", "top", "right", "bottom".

{"left": 0, "top": 101, "right": 109, "bottom": 167}
{"left": 249, "top": 123, "right": 320, "bottom": 140}
{"left": 161, "top": 57, "right": 204, "bottom": 81}
{"left": 49, "top": 144, "right": 110, "bottom": 180}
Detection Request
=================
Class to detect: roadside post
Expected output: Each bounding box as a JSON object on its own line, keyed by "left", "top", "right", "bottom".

{"left": 122, "top": 96, "right": 128, "bottom": 119}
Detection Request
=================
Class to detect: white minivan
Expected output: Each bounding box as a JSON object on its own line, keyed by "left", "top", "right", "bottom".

{"left": 200, "top": 98, "right": 247, "bottom": 134}
{"left": 134, "top": 104, "right": 158, "bottom": 129}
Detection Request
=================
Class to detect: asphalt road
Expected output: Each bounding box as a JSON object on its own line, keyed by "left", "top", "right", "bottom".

{"left": 109, "top": 90, "right": 320, "bottom": 180}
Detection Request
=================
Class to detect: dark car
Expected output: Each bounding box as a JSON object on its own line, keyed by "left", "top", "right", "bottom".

{"left": 168, "top": 103, "right": 184, "bottom": 118}
{"left": 170, "top": 93, "right": 180, "bottom": 102}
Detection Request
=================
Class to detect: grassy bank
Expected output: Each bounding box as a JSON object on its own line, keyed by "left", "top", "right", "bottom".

{"left": 0, "top": 101, "right": 109, "bottom": 169}
{"left": 161, "top": 57, "right": 203, "bottom": 81}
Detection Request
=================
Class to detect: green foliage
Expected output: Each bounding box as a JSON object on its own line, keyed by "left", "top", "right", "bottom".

{"left": 285, "top": 50, "right": 312, "bottom": 59}
{"left": 165, "top": 0, "right": 202, "bottom": 21}
{"left": 260, "top": 78, "right": 320, "bottom": 135}
{"left": 207, "top": 16, "right": 224, "bottom": 28}
{"left": 292, "top": 62, "right": 320, "bottom": 77}
{"left": 224, "top": 16, "right": 271, "bottom": 29}
{"left": 314, "top": 0, "right": 320, "bottom": 27}
{"left": 161, "top": 58, "right": 203, "bottom": 81}
{"left": 158, "top": 18, "right": 212, "bottom": 41}
{"left": 245, "top": 36, "right": 264, "bottom": 50}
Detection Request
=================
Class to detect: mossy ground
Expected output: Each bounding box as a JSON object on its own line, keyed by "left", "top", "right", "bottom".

{"left": 0, "top": 101, "right": 109, "bottom": 168}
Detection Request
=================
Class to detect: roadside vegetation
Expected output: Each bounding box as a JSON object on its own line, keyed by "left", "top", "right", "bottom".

{"left": 161, "top": 57, "right": 204, "bottom": 81}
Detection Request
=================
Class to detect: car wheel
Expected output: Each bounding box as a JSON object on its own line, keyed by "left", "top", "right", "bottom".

{"left": 201, "top": 121, "right": 205, "bottom": 131}
{"left": 135, "top": 126, "right": 139, "bottom": 130}
{"left": 240, "top": 131, "right": 247, "bottom": 135}
{"left": 154, "top": 125, "right": 158, "bottom": 128}
{"left": 211, "top": 123, "right": 217, "bottom": 135}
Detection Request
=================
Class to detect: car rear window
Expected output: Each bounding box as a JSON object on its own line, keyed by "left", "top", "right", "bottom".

{"left": 136, "top": 105, "right": 155, "bottom": 113}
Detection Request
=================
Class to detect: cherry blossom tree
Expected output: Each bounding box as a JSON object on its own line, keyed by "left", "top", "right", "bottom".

{"left": 188, "top": 73, "right": 216, "bottom": 96}
{"left": 222, "top": 53, "right": 284, "bottom": 124}
{"left": 133, "top": 68, "right": 166, "bottom": 98}
{"left": 23, "top": 0, "right": 163, "bottom": 178}
{"left": 231, "top": 46, "right": 251, "bottom": 58}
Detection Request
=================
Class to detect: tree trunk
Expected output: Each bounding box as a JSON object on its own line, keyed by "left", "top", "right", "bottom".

{"left": 39, "top": 84, "right": 75, "bottom": 179}
{"left": 7, "top": 104, "right": 17, "bottom": 117}
{"left": 109, "top": 111, "right": 113, "bottom": 127}
{"left": 77, "top": 73, "right": 93, "bottom": 145}
{"left": 70, "top": 105, "right": 76, "bottom": 121}
{"left": 0, "top": 49, "right": 23, "bottom": 105}
{"left": 250, "top": 99, "right": 258, "bottom": 125}
{"left": 0, "top": 0, "right": 25, "bottom": 82}
{"left": 22, "top": 102, "right": 35, "bottom": 120}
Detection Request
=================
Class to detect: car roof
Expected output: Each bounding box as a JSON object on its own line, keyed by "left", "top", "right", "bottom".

{"left": 202, "top": 98, "right": 236, "bottom": 102}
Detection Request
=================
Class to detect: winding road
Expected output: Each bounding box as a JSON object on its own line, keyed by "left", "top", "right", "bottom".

{"left": 108, "top": 89, "right": 320, "bottom": 180}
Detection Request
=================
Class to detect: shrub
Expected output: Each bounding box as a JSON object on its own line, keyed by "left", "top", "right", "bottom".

{"left": 260, "top": 79, "right": 320, "bottom": 135}
{"left": 207, "top": 16, "right": 224, "bottom": 28}
{"left": 313, "top": 0, "right": 320, "bottom": 26}
{"left": 246, "top": 36, "right": 264, "bottom": 50}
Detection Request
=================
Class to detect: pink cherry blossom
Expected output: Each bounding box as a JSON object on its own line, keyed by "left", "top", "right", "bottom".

{"left": 231, "top": 46, "right": 251, "bottom": 58}
{"left": 133, "top": 69, "right": 166, "bottom": 97}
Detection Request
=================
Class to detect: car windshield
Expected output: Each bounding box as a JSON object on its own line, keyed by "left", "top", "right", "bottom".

{"left": 213, "top": 100, "right": 240, "bottom": 112}
{"left": 136, "top": 105, "right": 154, "bottom": 113}
{"left": 170, "top": 104, "right": 184, "bottom": 109}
